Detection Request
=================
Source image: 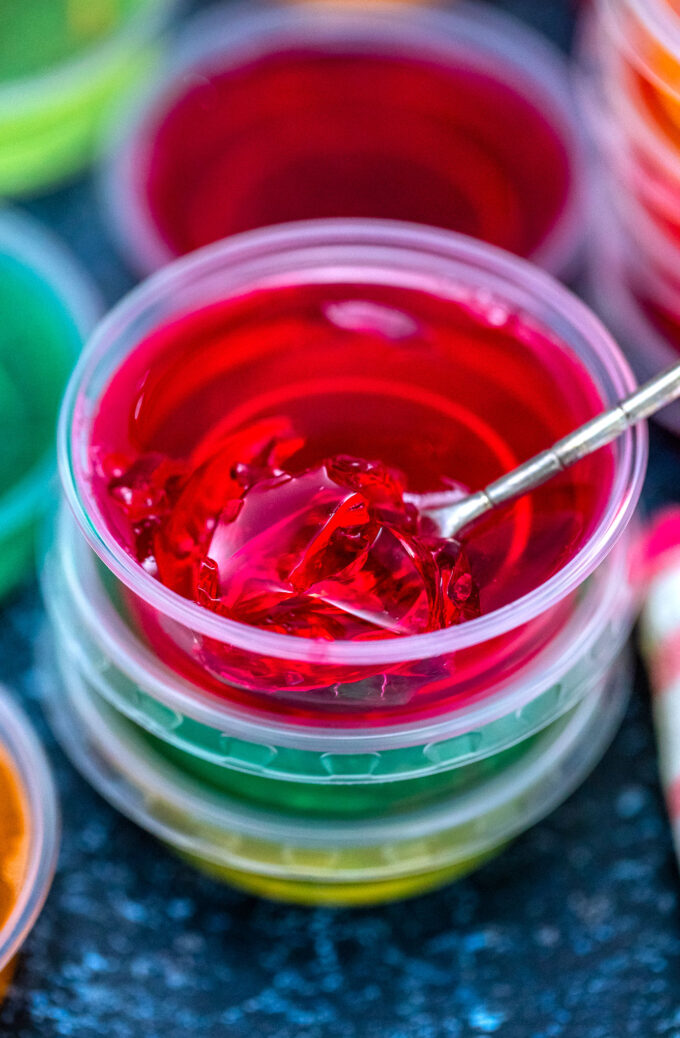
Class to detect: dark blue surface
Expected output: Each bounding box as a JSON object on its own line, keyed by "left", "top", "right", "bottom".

{"left": 2, "top": 2, "right": 680, "bottom": 1036}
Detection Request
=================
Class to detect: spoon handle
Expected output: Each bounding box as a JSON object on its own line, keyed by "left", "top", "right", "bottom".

{"left": 433, "top": 359, "right": 680, "bottom": 539}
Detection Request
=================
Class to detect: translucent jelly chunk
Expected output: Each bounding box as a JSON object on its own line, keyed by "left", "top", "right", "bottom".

{"left": 100, "top": 423, "right": 480, "bottom": 640}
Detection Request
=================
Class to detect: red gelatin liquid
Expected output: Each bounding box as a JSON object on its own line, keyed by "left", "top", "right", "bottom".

{"left": 140, "top": 45, "right": 573, "bottom": 263}
{"left": 89, "top": 279, "right": 613, "bottom": 715}
{"left": 102, "top": 433, "right": 481, "bottom": 641}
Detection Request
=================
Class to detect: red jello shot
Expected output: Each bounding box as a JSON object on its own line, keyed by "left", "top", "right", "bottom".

{"left": 105, "top": 2, "right": 586, "bottom": 279}
{"left": 588, "top": 197, "right": 680, "bottom": 434}
{"left": 60, "top": 222, "right": 645, "bottom": 721}
{"left": 580, "top": 0, "right": 680, "bottom": 250}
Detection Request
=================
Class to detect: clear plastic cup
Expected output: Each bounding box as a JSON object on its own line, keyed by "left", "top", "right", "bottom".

{"left": 611, "top": 187, "right": 680, "bottom": 316}
{"left": 0, "top": 690, "right": 59, "bottom": 996}
{"left": 582, "top": 4, "right": 680, "bottom": 290}
{"left": 41, "top": 642, "right": 630, "bottom": 906}
{"left": 580, "top": 0, "right": 680, "bottom": 431}
{"left": 587, "top": 199, "right": 680, "bottom": 433}
{"left": 0, "top": 0, "right": 177, "bottom": 196}
{"left": 0, "top": 209, "right": 99, "bottom": 597}
{"left": 42, "top": 505, "right": 637, "bottom": 816}
{"left": 103, "top": 0, "right": 587, "bottom": 279}
{"left": 578, "top": 125, "right": 680, "bottom": 314}
{"left": 59, "top": 221, "right": 647, "bottom": 715}
{"left": 582, "top": 1, "right": 680, "bottom": 240}
{"left": 579, "top": 34, "right": 680, "bottom": 246}
{"left": 597, "top": 0, "right": 680, "bottom": 119}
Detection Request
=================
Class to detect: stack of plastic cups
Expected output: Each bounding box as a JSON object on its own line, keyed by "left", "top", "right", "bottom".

{"left": 581, "top": 0, "right": 680, "bottom": 432}
{"left": 41, "top": 221, "right": 646, "bottom": 906}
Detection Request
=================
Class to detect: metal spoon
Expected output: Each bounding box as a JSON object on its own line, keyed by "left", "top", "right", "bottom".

{"left": 406, "top": 360, "right": 680, "bottom": 540}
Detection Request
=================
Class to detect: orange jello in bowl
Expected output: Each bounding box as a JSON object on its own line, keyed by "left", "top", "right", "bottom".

{"left": 0, "top": 691, "right": 58, "bottom": 1003}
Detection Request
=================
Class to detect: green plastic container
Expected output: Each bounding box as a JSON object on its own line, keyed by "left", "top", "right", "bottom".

{"left": 0, "top": 0, "right": 175, "bottom": 196}
{"left": 0, "top": 211, "right": 98, "bottom": 596}
{"left": 42, "top": 646, "right": 630, "bottom": 906}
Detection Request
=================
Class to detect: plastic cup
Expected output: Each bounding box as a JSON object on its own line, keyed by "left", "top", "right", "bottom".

{"left": 41, "top": 645, "right": 630, "bottom": 906}
{"left": 59, "top": 221, "right": 646, "bottom": 716}
{"left": 0, "top": 0, "right": 177, "bottom": 196}
{"left": 104, "top": 0, "right": 587, "bottom": 279}
{"left": 578, "top": 23, "right": 680, "bottom": 247}
{"left": 42, "top": 505, "right": 636, "bottom": 816}
{"left": 0, "top": 209, "right": 99, "bottom": 597}
{"left": 579, "top": 0, "right": 680, "bottom": 433}
{"left": 587, "top": 197, "right": 680, "bottom": 433}
{"left": 0, "top": 690, "right": 59, "bottom": 997}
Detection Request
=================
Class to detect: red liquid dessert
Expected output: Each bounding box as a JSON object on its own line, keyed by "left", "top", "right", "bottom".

{"left": 100, "top": 425, "right": 481, "bottom": 641}
{"left": 88, "top": 278, "right": 614, "bottom": 710}
{"left": 140, "top": 45, "right": 573, "bottom": 264}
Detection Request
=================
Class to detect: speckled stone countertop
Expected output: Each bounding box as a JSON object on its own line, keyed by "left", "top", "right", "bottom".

{"left": 1, "top": 2, "right": 680, "bottom": 1036}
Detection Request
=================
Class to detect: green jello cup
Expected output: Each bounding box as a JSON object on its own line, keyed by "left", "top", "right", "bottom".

{"left": 41, "top": 648, "right": 631, "bottom": 906}
{"left": 0, "top": 211, "right": 97, "bottom": 597}
{"left": 0, "top": 0, "right": 175, "bottom": 196}
{"left": 145, "top": 729, "right": 536, "bottom": 817}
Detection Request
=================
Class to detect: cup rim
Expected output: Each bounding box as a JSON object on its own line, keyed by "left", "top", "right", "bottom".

{"left": 102, "top": 0, "right": 587, "bottom": 280}
{"left": 0, "top": 690, "right": 59, "bottom": 975}
{"left": 0, "top": 209, "right": 100, "bottom": 540}
{"left": 0, "top": 0, "right": 180, "bottom": 107}
{"left": 59, "top": 219, "right": 647, "bottom": 666}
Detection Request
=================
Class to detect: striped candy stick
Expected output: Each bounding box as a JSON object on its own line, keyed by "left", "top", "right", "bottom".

{"left": 638, "top": 508, "right": 680, "bottom": 859}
